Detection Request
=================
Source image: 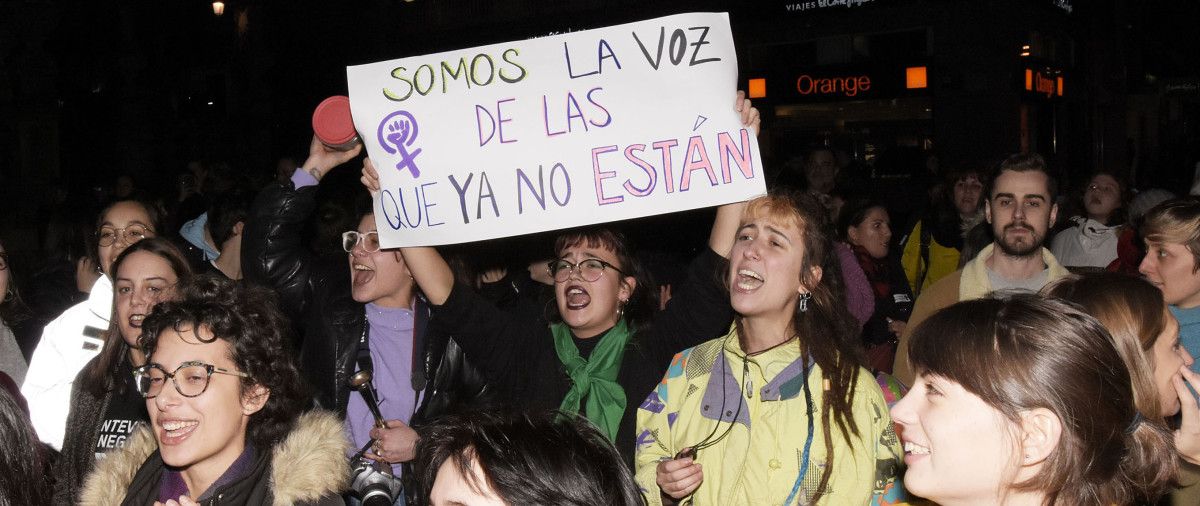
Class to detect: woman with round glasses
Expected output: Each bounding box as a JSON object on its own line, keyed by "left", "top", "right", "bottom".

{"left": 80, "top": 275, "right": 348, "bottom": 505}
{"left": 51, "top": 237, "right": 192, "bottom": 505}
{"left": 361, "top": 94, "right": 760, "bottom": 463}
{"left": 244, "top": 134, "right": 495, "bottom": 506}
{"left": 635, "top": 192, "right": 905, "bottom": 505}
{"left": 23, "top": 198, "right": 162, "bottom": 451}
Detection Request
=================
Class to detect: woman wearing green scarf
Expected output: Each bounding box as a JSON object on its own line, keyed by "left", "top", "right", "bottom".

{"left": 361, "top": 94, "right": 760, "bottom": 464}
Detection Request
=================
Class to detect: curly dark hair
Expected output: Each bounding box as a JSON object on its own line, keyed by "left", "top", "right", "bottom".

{"left": 138, "top": 274, "right": 310, "bottom": 448}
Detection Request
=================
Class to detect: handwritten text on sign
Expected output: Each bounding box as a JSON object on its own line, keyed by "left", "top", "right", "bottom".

{"left": 347, "top": 12, "right": 763, "bottom": 247}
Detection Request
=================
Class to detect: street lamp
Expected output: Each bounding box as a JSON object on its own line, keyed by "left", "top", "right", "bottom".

{"left": 213, "top": 1, "right": 225, "bottom": 16}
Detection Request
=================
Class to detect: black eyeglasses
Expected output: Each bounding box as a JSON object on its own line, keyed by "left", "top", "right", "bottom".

{"left": 547, "top": 258, "right": 625, "bottom": 283}
{"left": 342, "top": 231, "right": 381, "bottom": 253}
{"left": 97, "top": 225, "right": 152, "bottom": 247}
{"left": 133, "top": 361, "right": 251, "bottom": 398}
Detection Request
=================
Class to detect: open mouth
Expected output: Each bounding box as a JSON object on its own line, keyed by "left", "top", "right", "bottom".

{"left": 352, "top": 262, "right": 375, "bottom": 287}
{"left": 158, "top": 419, "right": 199, "bottom": 445}
{"left": 903, "top": 441, "right": 931, "bottom": 455}
{"left": 902, "top": 440, "right": 931, "bottom": 465}
{"left": 735, "top": 269, "right": 764, "bottom": 291}
{"left": 564, "top": 284, "right": 591, "bottom": 310}
{"left": 128, "top": 313, "right": 145, "bottom": 328}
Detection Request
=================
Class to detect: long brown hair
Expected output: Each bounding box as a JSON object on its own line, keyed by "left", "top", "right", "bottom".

{"left": 1042, "top": 273, "right": 1166, "bottom": 419}
{"left": 906, "top": 295, "right": 1176, "bottom": 505}
{"left": 737, "top": 191, "right": 865, "bottom": 502}
{"left": 83, "top": 237, "right": 192, "bottom": 397}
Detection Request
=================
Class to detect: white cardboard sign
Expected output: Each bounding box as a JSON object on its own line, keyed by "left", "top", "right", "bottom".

{"left": 347, "top": 12, "right": 764, "bottom": 247}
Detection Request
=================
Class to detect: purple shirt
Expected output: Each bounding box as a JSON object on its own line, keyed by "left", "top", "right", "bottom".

{"left": 291, "top": 168, "right": 319, "bottom": 189}
{"left": 295, "top": 170, "right": 421, "bottom": 473}
{"left": 158, "top": 444, "right": 256, "bottom": 502}
{"left": 346, "top": 303, "right": 419, "bottom": 474}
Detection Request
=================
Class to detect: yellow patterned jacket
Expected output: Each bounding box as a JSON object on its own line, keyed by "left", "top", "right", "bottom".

{"left": 635, "top": 328, "right": 907, "bottom": 505}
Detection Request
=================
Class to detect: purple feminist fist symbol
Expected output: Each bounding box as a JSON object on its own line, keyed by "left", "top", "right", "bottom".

{"left": 376, "top": 110, "right": 423, "bottom": 179}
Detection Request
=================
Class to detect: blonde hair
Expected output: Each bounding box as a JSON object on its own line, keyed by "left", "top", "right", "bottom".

{"left": 1142, "top": 197, "right": 1200, "bottom": 273}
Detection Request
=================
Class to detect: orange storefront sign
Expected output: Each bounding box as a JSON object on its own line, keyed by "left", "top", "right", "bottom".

{"left": 796, "top": 74, "right": 872, "bottom": 97}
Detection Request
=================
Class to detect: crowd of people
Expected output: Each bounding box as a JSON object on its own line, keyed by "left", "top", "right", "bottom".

{"left": 0, "top": 90, "right": 1199, "bottom": 506}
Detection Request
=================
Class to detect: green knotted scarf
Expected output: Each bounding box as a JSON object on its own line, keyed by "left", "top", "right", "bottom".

{"left": 551, "top": 318, "right": 632, "bottom": 441}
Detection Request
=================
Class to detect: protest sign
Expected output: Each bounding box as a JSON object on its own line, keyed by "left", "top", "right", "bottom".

{"left": 347, "top": 12, "right": 764, "bottom": 247}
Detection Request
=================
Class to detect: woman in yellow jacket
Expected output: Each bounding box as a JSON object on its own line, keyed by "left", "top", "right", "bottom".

{"left": 635, "top": 192, "right": 905, "bottom": 505}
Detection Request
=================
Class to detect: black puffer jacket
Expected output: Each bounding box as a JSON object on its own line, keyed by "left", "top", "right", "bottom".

{"left": 242, "top": 181, "right": 491, "bottom": 425}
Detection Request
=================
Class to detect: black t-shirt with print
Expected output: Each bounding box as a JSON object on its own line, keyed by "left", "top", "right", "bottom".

{"left": 94, "top": 359, "right": 148, "bottom": 457}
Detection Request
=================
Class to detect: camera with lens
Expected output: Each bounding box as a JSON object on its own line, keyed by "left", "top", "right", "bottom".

{"left": 349, "top": 455, "right": 403, "bottom": 506}
{"left": 347, "top": 369, "right": 405, "bottom": 505}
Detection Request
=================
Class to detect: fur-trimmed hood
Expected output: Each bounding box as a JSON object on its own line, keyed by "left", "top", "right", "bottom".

{"left": 80, "top": 410, "right": 350, "bottom": 505}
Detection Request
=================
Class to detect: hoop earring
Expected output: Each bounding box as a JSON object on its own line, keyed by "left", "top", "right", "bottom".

{"left": 617, "top": 298, "right": 627, "bottom": 318}
{"left": 798, "top": 292, "right": 812, "bottom": 313}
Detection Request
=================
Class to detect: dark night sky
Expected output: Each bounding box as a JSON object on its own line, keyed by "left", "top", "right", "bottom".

{"left": 1, "top": 0, "right": 1197, "bottom": 221}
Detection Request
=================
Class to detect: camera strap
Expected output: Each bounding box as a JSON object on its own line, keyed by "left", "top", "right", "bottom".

{"left": 357, "top": 319, "right": 374, "bottom": 370}
{"left": 356, "top": 316, "right": 377, "bottom": 400}
{"left": 356, "top": 307, "right": 425, "bottom": 415}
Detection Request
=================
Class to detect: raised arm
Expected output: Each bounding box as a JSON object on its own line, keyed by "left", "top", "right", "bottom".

{"left": 243, "top": 135, "right": 361, "bottom": 318}
{"left": 303, "top": 134, "right": 364, "bottom": 182}
{"left": 709, "top": 202, "right": 746, "bottom": 258}
{"left": 361, "top": 158, "right": 454, "bottom": 305}
{"left": 400, "top": 247, "right": 454, "bottom": 305}
{"left": 707, "top": 91, "right": 760, "bottom": 258}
